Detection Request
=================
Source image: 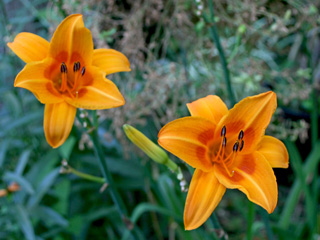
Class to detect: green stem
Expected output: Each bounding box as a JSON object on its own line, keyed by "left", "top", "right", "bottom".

{"left": 78, "top": 111, "right": 135, "bottom": 237}
{"left": 63, "top": 163, "right": 105, "bottom": 184}
{"left": 259, "top": 208, "right": 274, "bottom": 240}
{"left": 311, "top": 89, "right": 318, "bottom": 147}
{"left": 279, "top": 140, "right": 320, "bottom": 228}
{"left": 210, "top": 212, "right": 226, "bottom": 240}
{"left": 285, "top": 140, "right": 314, "bottom": 231}
{"left": 89, "top": 124, "right": 129, "bottom": 219}
{"left": 247, "top": 201, "right": 255, "bottom": 240}
{"left": 309, "top": 36, "right": 319, "bottom": 236}
{"left": 204, "top": 0, "right": 236, "bottom": 106}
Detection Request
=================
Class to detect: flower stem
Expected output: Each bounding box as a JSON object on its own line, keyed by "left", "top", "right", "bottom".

{"left": 259, "top": 208, "right": 274, "bottom": 240}
{"left": 279, "top": 140, "right": 320, "bottom": 228}
{"left": 89, "top": 122, "right": 131, "bottom": 224}
{"left": 247, "top": 201, "right": 255, "bottom": 240}
{"left": 210, "top": 212, "right": 227, "bottom": 240}
{"left": 61, "top": 160, "right": 105, "bottom": 184}
{"left": 77, "top": 110, "right": 135, "bottom": 236}
{"left": 204, "top": 0, "right": 236, "bottom": 106}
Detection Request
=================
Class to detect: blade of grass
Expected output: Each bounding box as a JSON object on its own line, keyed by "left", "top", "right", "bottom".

{"left": 77, "top": 110, "right": 138, "bottom": 239}
{"left": 15, "top": 205, "right": 36, "bottom": 240}
{"left": 247, "top": 201, "right": 255, "bottom": 240}
{"left": 121, "top": 203, "right": 181, "bottom": 240}
{"left": 0, "top": 110, "right": 42, "bottom": 138}
{"left": 203, "top": 0, "right": 236, "bottom": 106}
{"left": 284, "top": 140, "right": 314, "bottom": 231}
{"left": 259, "top": 208, "right": 274, "bottom": 240}
{"left": 279, "top": 140, "right": 320, "bottom": 228}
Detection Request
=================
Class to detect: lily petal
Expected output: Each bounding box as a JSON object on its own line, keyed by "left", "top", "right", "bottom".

{"left": 214, "top": 152, "right": 278, "bottom": 213}
{"left": 187, "top": 95, "right": 228, "bottom": 124}
{"left": 14, "top": 59, "right": 63, "bottom": 104}
{"left": 257, "top": 136, "right": 289, "bottom": 168}
{"left": 184, "top": 169, "right": 226, "bottom": 230}
{"left": 217, "top": 91, "right": 277, "bottom": 154}
{"left": 7, "top": 32, "right": 49, "bottom": 63}
{"left": 158, "top": 117, "right": 215, "bottom": 172}
{"left": 44, "top": 102, "right": 77, "bottom": 148}
{"left": 49, "top": 14, "right": 93, "bottom": 66}
{"left": 92, "top": 49, "right": 131, "bottom": 75}
{"left": 65, "top": 67, "right": 125, "bottom": 109}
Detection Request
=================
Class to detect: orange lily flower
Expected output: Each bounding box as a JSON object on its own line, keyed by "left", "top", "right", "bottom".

{"left": 158, "top": 91, "right": 289, "bottom": 230}
{"left": 7, "top": 14, "right": 130, "bottom": 148}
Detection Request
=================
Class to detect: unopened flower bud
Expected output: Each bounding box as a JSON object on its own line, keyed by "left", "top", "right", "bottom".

{"left": 123, "top": 124, "right": 169, "bottom": 165}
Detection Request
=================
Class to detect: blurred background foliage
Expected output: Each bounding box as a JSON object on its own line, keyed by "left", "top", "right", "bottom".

{"left": 0, "top": 0, "right": 320, "bottom": 239}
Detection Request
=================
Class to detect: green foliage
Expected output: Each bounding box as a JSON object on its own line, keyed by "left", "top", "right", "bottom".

{"left": 0, "top": 0, "right": 319, "bottom": 239}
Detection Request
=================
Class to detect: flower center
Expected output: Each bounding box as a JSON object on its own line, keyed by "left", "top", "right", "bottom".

{"left": 58, "top": 61, "right": 85, "bottom": 98}
{"left": 211, "top": 126, "right": 244, "bottom": 177}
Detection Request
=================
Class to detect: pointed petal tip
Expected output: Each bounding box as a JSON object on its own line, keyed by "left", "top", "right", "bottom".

{"left": 184, "top": 224, "right": 196, "bottom": 231}
{"left": 186, "top": 95, "right": 228, "bottom": 124}
{"left": 44, "top": 102, "right": 76, "bottom": 149}
{"left": 48, "top": 140, "right": 64, "bottom": 149}
{"left": 64, "top": 13, "right": 83, "bottom": 20}
{"left": 7, "top": 32, "right": 50, "bottom": 63}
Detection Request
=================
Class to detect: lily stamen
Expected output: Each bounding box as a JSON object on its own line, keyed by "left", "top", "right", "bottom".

{"left": 239, "top": 140, "right": 244, "bottom": 151}
{"left": 71, "top": 62, "right": 81, "bottom": 91}
{"left": 213, "top": 136, "right": 226, "bottom": 163}
{"left": 221, "top": 159, "right": 235, "bottom": 177}
{"left": 66, "top": 88, "right": 75, "bottom": 99}
{"left": 60, "top": 62, "right": 68, "bottom": 92}
{"left": 238, "top": 130, "right": 244, "bottom": 140}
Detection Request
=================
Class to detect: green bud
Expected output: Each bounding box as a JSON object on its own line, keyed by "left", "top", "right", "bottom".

{"left": 123, "top": 124, "right": 170, "bottom": 165}
{"left": 123, "top": 124, "right": 188, "bottom": 191}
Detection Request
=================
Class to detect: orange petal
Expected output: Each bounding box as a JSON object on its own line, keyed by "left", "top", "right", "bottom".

{"left": 14, "top": 59, "right": 63, "bottom": 104}
{"left": 44, "top": 102, "right": 76, "bottom": 148}
{"left": 187, "top": 95, "right": 228, "bottom": 124}
{"left": 7, "top": 32, "right": 49, "bottom": 63}
{"left": 257, "top": 136, "right": 289, "bottom": 168}
{"left": 217, "top": 91, "right": 277, "bottom": 154}
{"left": 158, "top": 117, "right": 215, "bottom": 172}
{"left": 92, "top": 49, "right": 131, "bottom": 75}
{"left": 214, "top": 152, "right": 278, "bottom": 213}
{"left": 49, "top": 14, "right": 93, "bottom": 66}
{"left": 184, "top": 169, "right": 226, "bottom": 230}
{"left": 65, "top": 67, "right": 125, "bottom": 110}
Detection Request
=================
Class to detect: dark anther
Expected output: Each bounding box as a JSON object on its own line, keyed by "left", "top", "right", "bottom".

{"left": 233, "top": 141, "right": 239, "bottom": 152}
{"left": 222, "top": 137, "right": 227, "bottom": 147}
{"left": 221, "top": 126, "right": 226, "bottom": 137}
{"left": 239, "top": 140, "right": 244, "bottom": 151}
{"left": 238, "top": 130, "right": 244, "bottom": 140}
{"left": 73, "top": 61, "right": 80, "bottom": 72}
{"left": 61, "top": 62, "right": 67, "bottom": 73}
{"left": 81, "top": 66, "right": 85, "bottom": 76}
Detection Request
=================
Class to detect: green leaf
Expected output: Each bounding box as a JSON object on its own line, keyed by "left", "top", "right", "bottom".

{"left": 15, "top": 205, "right": 36, "bottom": 240}
{"left": 4, "top": 171, "right": 34, "bottom": 194}
{"left": 0, "top": 110, "right": 42, "bottom": 138}
{"left": 31, "top": 205, "right": 68, "bottom": 227}
{"left": 53, "top": 179, "right": 70, "bottom": 215}
{"left": 3, "top": 92, "right": 22, "bottom": 117}
{"left": 58, "top": 136, "right": 76, "bottom": 160}
{"left": 0, "top": 139, "right": 9, "bottom": 167}
{"left": 27, "top": 168, "right": 60, "bottom": 208}
{"left": 15, "top": 149, "right": 31, "bottom": 175}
